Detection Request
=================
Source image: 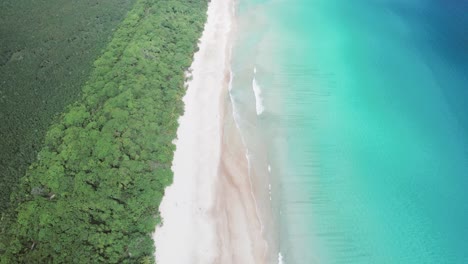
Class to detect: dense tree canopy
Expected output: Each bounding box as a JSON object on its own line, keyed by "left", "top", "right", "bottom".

{"left": 0, "top": 0, "right": 137, "bottom": 212}
{"left": 1, "top": 0, "right": 207, "bottom": 262}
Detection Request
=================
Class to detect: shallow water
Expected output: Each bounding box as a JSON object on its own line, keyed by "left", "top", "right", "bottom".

{"left": 231, "top": 0, "right": 468, "bottom": 263}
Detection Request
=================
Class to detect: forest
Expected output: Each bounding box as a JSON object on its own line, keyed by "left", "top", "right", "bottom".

{"left": 0, "top": 0, "right": 136, "bottom": 214}
{"left": 0, "top": 0, "right": 207, "bottom": 263}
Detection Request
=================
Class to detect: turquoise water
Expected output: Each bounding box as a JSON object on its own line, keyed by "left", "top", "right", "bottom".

{"left": 232, "top": 0, "right": 468, "bottom": 263}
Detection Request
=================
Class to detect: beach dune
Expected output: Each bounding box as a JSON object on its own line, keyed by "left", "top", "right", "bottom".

{"left": 152, "top": 0, "right": 268, "bottom": 263}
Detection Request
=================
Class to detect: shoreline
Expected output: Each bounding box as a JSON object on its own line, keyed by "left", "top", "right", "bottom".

{"left": 153, "top": 0, "right": 271, "bottom": 263}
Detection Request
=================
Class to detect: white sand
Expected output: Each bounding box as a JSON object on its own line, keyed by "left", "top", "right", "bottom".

{"left": 153, "top": 0, "right": 269, "bottom": 263}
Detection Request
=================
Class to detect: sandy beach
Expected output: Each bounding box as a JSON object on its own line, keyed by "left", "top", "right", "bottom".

{"left": 153, "top": 0, "right": 269, "bottom": 263}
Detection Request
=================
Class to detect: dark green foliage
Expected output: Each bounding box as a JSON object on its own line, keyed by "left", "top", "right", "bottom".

{"left": 1, "top": 0, "right": 207, "bottom": 262}
{"left": 0, "top": 0, "right": 137, "bottom": 213}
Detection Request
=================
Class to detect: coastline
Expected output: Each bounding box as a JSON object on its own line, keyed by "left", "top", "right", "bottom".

{"left": 153, "top": 0, "right": 271, "bottom": 263}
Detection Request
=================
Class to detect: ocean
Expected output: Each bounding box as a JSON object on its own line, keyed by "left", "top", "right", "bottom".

{"left": 229, "top": 0, "right": 468, "bottom": 263}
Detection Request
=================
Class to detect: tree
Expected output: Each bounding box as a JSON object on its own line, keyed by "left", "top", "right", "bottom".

{"left": 2, "top": 0, "right": 208, "bottom": 263}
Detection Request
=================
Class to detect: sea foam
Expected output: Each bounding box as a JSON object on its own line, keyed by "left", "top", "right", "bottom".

{"left": 252, "top": 67, "right": 265, "bottom": 115}
{"left": 278, "top": 252, "right": 285, "bottom": 264}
